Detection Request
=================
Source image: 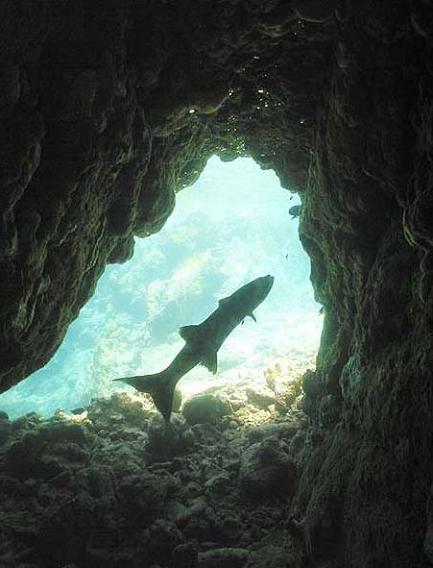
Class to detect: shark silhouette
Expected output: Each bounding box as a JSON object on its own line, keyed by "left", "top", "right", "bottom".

{"left": 114, "top": 275, "right": 274, "bottom": 421}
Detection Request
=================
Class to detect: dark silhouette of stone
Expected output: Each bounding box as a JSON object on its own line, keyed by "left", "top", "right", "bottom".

{"left": 0, "top": 1, "right": 431, "bottom": 566}
{"left": 239, "top": 436, "right": 297, "bottom": 498}
{"left": 182, "top": 394, "right": 233, "bottom": 425}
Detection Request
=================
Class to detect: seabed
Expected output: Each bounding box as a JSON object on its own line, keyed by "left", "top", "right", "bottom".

{"left": 0, "top": 359, "right": 314, "bottom": 568}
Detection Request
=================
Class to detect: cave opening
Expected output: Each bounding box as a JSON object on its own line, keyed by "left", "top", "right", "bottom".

{"left": 0, "top": 156, "right": 322, "bottom": 419}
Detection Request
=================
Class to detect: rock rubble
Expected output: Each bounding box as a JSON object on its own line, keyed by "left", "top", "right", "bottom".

{"left": 0, "top": 376, "right": 306, "bottom": 568}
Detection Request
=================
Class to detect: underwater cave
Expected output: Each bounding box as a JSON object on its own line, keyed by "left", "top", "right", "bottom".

{"left": 0, "top": 1, "right": 432, "bottom": 567}
{"left": 0, "top": 156, "right": 321, "bottom": 417}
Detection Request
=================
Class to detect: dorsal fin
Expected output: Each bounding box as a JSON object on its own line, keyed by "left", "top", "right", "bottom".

{"left": 179, "top": 325, "right": 198, "bottom": 342}
{"left": 218, "top": 297, "right": 230, "bottom": 307}
{"left": 201, "top": 349, "right": 218, "bottom": 374}
{"left": 249, "top": 313, "right": 257, "bottom": 322}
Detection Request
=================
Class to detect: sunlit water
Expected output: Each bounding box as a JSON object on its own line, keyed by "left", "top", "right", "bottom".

{"left": 0, "top": 157, "right": 322, "bottom": 418}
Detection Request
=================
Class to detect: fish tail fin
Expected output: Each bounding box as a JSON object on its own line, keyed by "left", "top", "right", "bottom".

{"left": 114, "top": 369, "right": 179, "bottom": 422}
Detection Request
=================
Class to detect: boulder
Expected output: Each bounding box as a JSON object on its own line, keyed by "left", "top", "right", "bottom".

{"left": 145, "top": 519, "right": 185, "bottom": 564}
{"left": 182, "top": 395, "right": 232, "bottom": 425}
{"left": 239, "top": 437, "right": 297, "bottom": 498}
{"left": 147, "top": 414, "right": 194, "bottom": 459}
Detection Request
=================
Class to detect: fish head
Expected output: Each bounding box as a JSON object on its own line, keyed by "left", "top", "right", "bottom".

{"left": 218, "top": 275, "right": 275, "bottom": 320}
{"left": 239, "top": 274, "right": 274, "bottom": 312}
{"left": 256, "top": 274, "right": 275, "bottom": 300}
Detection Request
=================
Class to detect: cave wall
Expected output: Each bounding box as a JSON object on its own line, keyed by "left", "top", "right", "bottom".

{"left": 296, "top": 4, "right": 433, "bottom": 566}
{"left": 1, "top": 0, "right": 432, "bottom": 566}
{"left": 0, "top": 0, "right": 322, "bottom": 390}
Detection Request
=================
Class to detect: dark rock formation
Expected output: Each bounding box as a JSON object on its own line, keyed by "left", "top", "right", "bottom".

{"left": 0, "top": 1, "right": 432, "bottom": 566}
{"left": 0, "top": 392, "right": 301, "bottom": 567}
{"left": 239, "top": 436, "right": 297, "bottom": 498}
{"left": 0, "top": 0, "right": 323, "bottom": 391}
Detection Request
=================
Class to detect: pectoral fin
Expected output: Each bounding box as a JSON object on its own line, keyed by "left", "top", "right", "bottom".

{"left": 201, "top": 349, "right": 218, "bottom": 374}
{"left": 249, "top": 313, "right": 257, "bottom": 322}
{"left": 179, "top": 325, "right": 198, "bottom": 342}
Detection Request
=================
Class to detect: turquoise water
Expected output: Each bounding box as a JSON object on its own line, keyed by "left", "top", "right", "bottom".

{"left": 0, "top": 157, "right": 322, "bottom": 418}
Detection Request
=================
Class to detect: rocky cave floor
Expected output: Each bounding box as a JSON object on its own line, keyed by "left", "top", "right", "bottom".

{"left": 0, "top": 365, "right": 312, "bottom": 568}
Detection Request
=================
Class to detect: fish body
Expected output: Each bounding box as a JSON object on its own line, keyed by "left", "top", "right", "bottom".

{"left": 115, "top": 275, "right": 274, "bottom": 421}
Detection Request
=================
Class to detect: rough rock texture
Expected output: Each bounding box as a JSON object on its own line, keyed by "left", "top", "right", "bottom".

{"left": 239, "top": 435, "right": 297, "bottom": 498}
{"left": 182, "top": 394, "right": 233, "bottom": 425}
{"left": 0, "top": 0, "right": 325, "bottom": 390}
{"left": 1, "top": 1, "right": 432, "bottom": 566}
{"left": 0, "top": 391, "right": 301, "bottom": 568}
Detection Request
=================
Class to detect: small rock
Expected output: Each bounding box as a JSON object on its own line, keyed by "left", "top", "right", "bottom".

{"left": 185, "top": 481, "right": 204, "bottom": 498}
{"left": 246, "top": 387, "right": 276, "bottom": 409}
{"left": 117, "top": 472, "right": 174, "bottom": 521}
{"left": 239, "top": 437, "right": 297, "bottom": 498}
{"left": 247, "top": 422, "right": 298, "bottom": 443}
{"left": 220, "top": 516, "right": 243, "bottom": 541}
{"left": 171, "top": 542, "right": 198, "bottom": 568}
{"left": 183, "top": 504, "right": 219, "bottom": 541}
{"left": 12, "top": 412, "right": 41, "bottom": 431}
{"left": 147, "top": 414, "right": 194, "bottom": 459}
{"left": 41, "top": 421, "right": 89, "bottom": 445}
{"left": 145, "top": 519, "right": 184, "bottom": 563}
{"left": 198, "top": 547, "right": 249, "bottom": 568}
{"left": 177, "top": 495, "right": 208, "bottom": 528}
{"left": 182, "top": 395, "right": 232, "bottom": 425}
{"left": 166, "top": 500, "right": 189, "bottom": 523}
{"left": 190, "top": 422, "right": 220, "bottom": 443}
{"left": 87, "top": 392, "right": 149, "bottom": 429}
{"left": 204, "top": 472, "right": 231, "bottom": 496}
{"left": 227, "top": 399, "right": 244, "bottom": 411}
